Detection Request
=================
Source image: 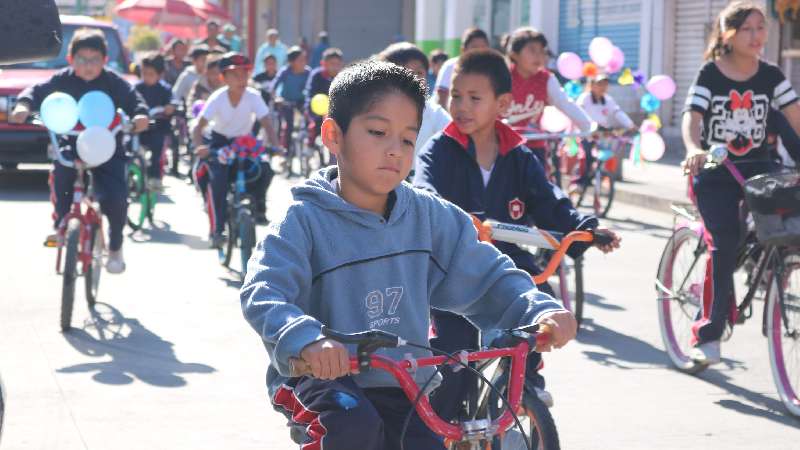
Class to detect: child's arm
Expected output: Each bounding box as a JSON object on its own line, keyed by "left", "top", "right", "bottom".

{"left": 255, "top": 96, "right": 280, "bottom": 149}
{"left": 113, "top": 76, "right": 150, "bottom": 132}
{"left": 605, "top": 96, "right": 635, "bottom": 129}
{"left": 429, "top": 201, "right": 576, "bottom": 349}
{"left": 240, "top": 210, "right": 329, "bottom": 377}
{"left": 192, "top": 117, "right": 210, "bottom": 158}
{"left": 9, "top": 74, "right": 61, "bottom": 123}
{"left": 546, "top": 75, "right": 592, "bottom": 132}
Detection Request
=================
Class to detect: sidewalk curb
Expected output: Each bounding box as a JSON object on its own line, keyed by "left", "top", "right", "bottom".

{"left": 613, "top": 182, "right": 684, "bottom": 214}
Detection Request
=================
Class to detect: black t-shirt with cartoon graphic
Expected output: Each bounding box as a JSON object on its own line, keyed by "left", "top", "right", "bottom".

{"left": 684, "top": 60, "right": 798, "bottom": 160}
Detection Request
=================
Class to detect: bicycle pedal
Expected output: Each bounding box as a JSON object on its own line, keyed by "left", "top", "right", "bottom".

{"left": 43, "top": 235, "right": 60, "bottom": 248}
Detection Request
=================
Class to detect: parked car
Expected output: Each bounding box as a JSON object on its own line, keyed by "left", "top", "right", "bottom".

{"left": 0, "top": 15, "right": 131, "bottom": 171}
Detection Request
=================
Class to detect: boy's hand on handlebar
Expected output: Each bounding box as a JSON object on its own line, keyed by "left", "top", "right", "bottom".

{"left": 194, "top": 144, "right": 210, "bottom": 159}
{"left": 300, "top": 338, "right": 354, "bottom": 380}
{"left": 593, "top": 228, "right": 621, "bottom": 254}
{"left": 681, "top": 149, "right": 707, "bottom": 176}
{"left": 133, "top": 115, "right": 149, "bottom": 133}
{"left": 535, "top": 310, "right": 577, "bottom": 352}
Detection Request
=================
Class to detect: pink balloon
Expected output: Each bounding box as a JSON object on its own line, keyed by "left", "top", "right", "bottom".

{"left": 606, "top": 46, "right": 625, "bottom": 73}
{"left": 640, "top": 119, "right": 658, "bottom": 134}
{"left": 589, "top": 37, "right": 614, "bottom": 67}
{"left": 540, "top": 106, "right": 572, "bottom": 133}
{"left": 640, "top": 131, "right": 666, "bottom": 161}
{"left": 646, "top": 75, "right": 677, "bottom": 101}
{"left": 557, "top": 52, "right": 583, "bottom": 80}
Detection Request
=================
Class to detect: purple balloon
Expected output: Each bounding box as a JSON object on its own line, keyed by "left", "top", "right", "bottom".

{"left": 646, "top": 75, "right": 677, "bottom": 101}
{"left": 192, "top": 100, "right": 205, "bottom": 118}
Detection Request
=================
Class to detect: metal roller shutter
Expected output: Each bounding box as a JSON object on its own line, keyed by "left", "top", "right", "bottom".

{"left": 558, "top": 0, "right": 642, "bottom": 69}
{"left": 325, "top": 0, "right": 403, "bottom": 62}
{"left": 670, "top": 0, "right": 729, "bottom": 127}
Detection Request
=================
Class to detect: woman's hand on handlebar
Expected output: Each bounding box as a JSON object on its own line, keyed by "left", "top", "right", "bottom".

{"left": 593, "top": 228, "right": 621, "bottom": 254}
{"left": 194, "top": 144, "right": 210, "bottom": 159}
{"left": 681, "top": 148, "right": 707, "bottom": 176}
{"left": 299, "top": 338, "right": 356, "bottom": 380}
{"left": 535, "top": 310, "right": 577, "bottom": 352}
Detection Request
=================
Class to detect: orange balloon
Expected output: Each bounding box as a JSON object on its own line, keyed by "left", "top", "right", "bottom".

{"left": 582, "top": 62, "right": 598, "bottom": 78}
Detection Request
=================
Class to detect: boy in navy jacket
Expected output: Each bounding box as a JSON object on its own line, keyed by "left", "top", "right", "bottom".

{"left": 11, "top": 29, "right": 149, "bottom": 273}
{"left": 414, "top": 49, "right": 620, "bottom": 416}
{"left": 135, "top": 53, "right": 177, "bottom": 190}
{"left": 241, "top": 60, "right": 577, "bottom": 450}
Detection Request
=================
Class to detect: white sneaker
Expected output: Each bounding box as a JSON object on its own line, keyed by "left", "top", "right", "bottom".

{"left": 690, "top": 340, "right": 721, "bottom": 365}
{"left": 534, "top": 386, "right": 554, "bottom": 408}
{"left": 106, "top": 250, "right": 126, "bottom": 274}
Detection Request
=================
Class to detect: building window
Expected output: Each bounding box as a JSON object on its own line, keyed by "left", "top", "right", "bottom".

{"left": 491, "top": 0, "right": 512, "bottom": 48}
{"left": 558, "top": 0, "right": 641, "bottom": 70}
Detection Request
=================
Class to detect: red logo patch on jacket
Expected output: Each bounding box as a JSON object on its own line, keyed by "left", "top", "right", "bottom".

{"left": 508, "top": 197, "right": 525, "bottom": 220}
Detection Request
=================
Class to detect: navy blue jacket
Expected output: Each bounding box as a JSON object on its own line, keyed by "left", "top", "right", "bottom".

{"left": 414, "top": 120, "right": 598, "bottom": 274}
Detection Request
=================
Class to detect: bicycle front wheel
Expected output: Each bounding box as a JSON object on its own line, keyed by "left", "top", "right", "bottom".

{"left": 84, "top": 223, "right": 102, "bottom": 307}
{"left": 656, "top": 227, "right": 708, "bottom": 374}
{"left": 591, "top": 171, "right": 615, "bottom": 218}
{"left": 238, "top": 209, "right": 256, "bottom": 277}
{"left": 485, "top": 372, "right": 560, "bottom": 450}
{"left": 126, "top": 160, "right": 147, "bottom": 231}
{"left": 766, "top": 250, "right": 800, "bottom": 417}
{"left": 61, "top": 219, "right": 80, "bottom": 331}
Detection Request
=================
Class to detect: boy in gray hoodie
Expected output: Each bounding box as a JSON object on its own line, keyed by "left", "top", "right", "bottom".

{"left": 240, "top": 60, "right": 576, "bottom": 450}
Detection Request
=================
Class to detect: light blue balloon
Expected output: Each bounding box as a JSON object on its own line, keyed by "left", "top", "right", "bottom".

{"left": 78, "top": 91, "right": 115, "bottom": 128}
{"left": 41, "top": 92, "right": 79, "bottom": 134}
{"left": 597, "top": 148, "right": 615, "bottom": 162}
{"left": 640, "top": 93, "right": 661, "bottom": 113}
{"left": 565, "top": 81, "right": 583, "bottom": 100}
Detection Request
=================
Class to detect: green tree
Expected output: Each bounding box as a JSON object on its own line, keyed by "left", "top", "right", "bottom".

{"left": 127, "top": 25, "right": 162, "bottom": 52}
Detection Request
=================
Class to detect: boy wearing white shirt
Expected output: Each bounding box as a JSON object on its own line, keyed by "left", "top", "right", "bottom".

{"left": 193, "top": 53, "right": 281, "bottom": 245}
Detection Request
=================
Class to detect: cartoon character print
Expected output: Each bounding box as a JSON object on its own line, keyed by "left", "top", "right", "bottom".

{"left": 723, "top": 90, "right": 758, "bottom": 155}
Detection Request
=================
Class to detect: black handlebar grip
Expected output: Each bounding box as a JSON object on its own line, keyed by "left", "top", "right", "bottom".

{"left": 593, "top": 231, "right": 615, "bottom": 246}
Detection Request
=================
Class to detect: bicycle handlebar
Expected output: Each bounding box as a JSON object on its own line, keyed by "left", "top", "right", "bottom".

{"left": 287, "top": 323, "right": 551, "bottom": 441}
{"left": 515, "top": 128, "right": 638, "bottom": 142}
{"left": 472, "top": 217, "right": 611, "bottom": 284}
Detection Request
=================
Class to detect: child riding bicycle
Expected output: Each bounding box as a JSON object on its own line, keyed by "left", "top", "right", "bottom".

{"left": 271, "top": 46, "right": 311, "bottom": 151}
{"left": 240, "top": 60, "right": 577, "bottom": 450}
{"left": 135, "top": 53, "right": 178, "bottom": 191}
{"left": 414, "top": 49, "right": 621, "bottom": 416}
{"left": 10, "top": 29, "right": 149, "bottom": 274}
{"left": 681, "top": 2, "right": 800, "bottom": 364}
{"left": 192, "top": 52, "right": 281, "bottom": 243}
{"left": 304, "top": 47, "right": 343, "bottom": 145}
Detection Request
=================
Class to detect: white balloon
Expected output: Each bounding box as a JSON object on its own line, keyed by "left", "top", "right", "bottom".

{"left": 76, "top": 126, "right": 116, "bottom": 167}
{"left": 589, "top": 37, "right": 614, "bottom": 67}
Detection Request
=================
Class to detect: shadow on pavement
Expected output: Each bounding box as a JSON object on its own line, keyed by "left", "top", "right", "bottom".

{"left": 576, "top": 319, "right": 669, "bottom": 369}
{"left": 218, "top": 276, "right": 242, "bottom": 290}
{"left": 0, "top": 169, "right": 49, "bottom": 202}
{"left": 698, "top": 370, "right": 800, "bottom": 428}
{"left": 57, "top": 302, "right": 215, "bottom": 387}
{"left": 128, "top": 222, "right": 209, "bottom": 250}
{"left": 584, "top": 292, "right": 625, "bottom": 311}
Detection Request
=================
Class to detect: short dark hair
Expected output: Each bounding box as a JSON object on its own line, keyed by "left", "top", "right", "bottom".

{"left": 505, "top": 27, "right": 548, "bottom": 60}
{"left": 430, "top": 49, "right": 449, "bottom": 65}
{"left": 378, "top": 42, "right": 429, "bottom": 71}
{"left": 262, "top": 53, "right": 276, "bottom": 63}
{"left": 189, "top": 45, "right": 211, "bottom": 59}
{"left": 170, "top": 38, "right": 187, "bottom": 50}
{"left": 287, "top": 46, "right": 305, "bottom": 62}
{"left": 141, "top": 53, "right": 166, "bottom": 73}
{"left": 206, "top": 19, "right": 220, "bottom": 28}
{"left": 69, "top": 28, "right": 107, "bottom": 57}
{"left": 328, "top": 60, "right": 426, "bottom": 133}
{"left": 322, "top": 47, "right": 343, "bottom": 60}
{"left": 461, "top": 27, "right": 489, "bottom": 51}
{"left": 454, "top": 49, "right": 511, "bottom": 95}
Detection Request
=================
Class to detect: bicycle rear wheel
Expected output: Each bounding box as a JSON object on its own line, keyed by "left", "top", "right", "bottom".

{"left": 591, "top": 171, "right": 615, "bottom": 218}
{"left": 61, "top": 219, "right": 80, "bottom": 331}
{"left": 766, "top": 250, "right": 800, "bottom": 417}
{"left": 84, "top": 223, "right": 102, "bottom": 307}
{"left": 656, "top": 227, "right": 708, "bottom": 374}
{"left": 219, "top": 214, "right": 236, "bottom": 268}
{"left": 126, "top": 160, "right": 147, "bottom": 231}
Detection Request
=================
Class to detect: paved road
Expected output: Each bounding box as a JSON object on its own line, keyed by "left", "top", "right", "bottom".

{"left": 0, "top": 166, "right": 798, "bottom": 449}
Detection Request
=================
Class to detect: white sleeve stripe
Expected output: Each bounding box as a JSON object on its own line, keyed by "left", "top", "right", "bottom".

{"left": 776, "top": 90, "right": 799, "bottom": 107}
{"left": 688, "top": 85, "right": 711, "bottom": 101}
{"left": 775, "top": 85, "right": 794, "bottom": 98}
{"left": 774, "top": 80, "right": 793, "bottom": 97}
{"left": 685, "top": 96, "right": 709, "bottom": 110}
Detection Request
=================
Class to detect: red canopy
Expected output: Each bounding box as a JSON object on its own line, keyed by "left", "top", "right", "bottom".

{"left": 115, "top": 0, "right": 231, "bottom": 39}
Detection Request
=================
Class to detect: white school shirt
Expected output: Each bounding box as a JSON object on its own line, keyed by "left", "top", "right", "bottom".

{"left": 576, "top": 92, "right": 634, "bottom": 129}
{"left": 200, "top": 86, "right": 270, "bottom": 138}
{"left": 416, "top": 99, "right": 452, "bottom": 156}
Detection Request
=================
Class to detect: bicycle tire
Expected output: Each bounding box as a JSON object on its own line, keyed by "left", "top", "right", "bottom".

{"left": 126, "top": 159, "right": 147, "bottom": 231}
{"left": 556, "top": 260, "right": 573, "bottom": 314}
{"left": 61, "top": 219, "right": 80, "bottom": 331}
{"left": 766, "top": 249, "right": 800, "bottom": 417}
{"left": 239, "top": 209, "right": 256, "bottom": 277}
{"left": 0, "top": 372, "right": 5, "bottom": 445}
{"left": 656, "top": 227, "right": 709, "bottom": 374}
{"left": 147, "top": 191, "right": 157, "bottom": 225}
{"left": 593, "top": 171, "right": 615, "bottom": 218}
{"left": 84, "top": 223, "right": 102, "bottom": 307}
{"left": 573, "top": 256, "right": 585, "bottom": 326}
{"left": 484, "top": 368, "right": 560, "bottom": 450}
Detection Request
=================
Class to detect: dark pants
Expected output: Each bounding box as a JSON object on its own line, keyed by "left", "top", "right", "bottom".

{"left": 692, "top": 162, "right": 771, "bottom": 344}
{"left": 277, "top": 102, "right": 303, "bottom": 149}
{"left": 273, "top": 376, "right": 444, "bottom": 450}
{"left": 429, "top": 281, "right": 552, "bottom": 422}
{"left": 52, "top": 156, "right": 128, "bottom": 251}
{"left": 139, "top": 130, "right": 167, "bottom": 179}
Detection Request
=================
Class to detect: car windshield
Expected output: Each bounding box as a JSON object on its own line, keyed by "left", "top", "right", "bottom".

{"left": 2, "top": 24, "right": 127, "bottom": 73}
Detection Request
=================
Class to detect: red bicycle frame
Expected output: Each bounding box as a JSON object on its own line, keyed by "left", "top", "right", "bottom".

{"left": 52, "top": 162, "right": 103, "bottom": 276}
